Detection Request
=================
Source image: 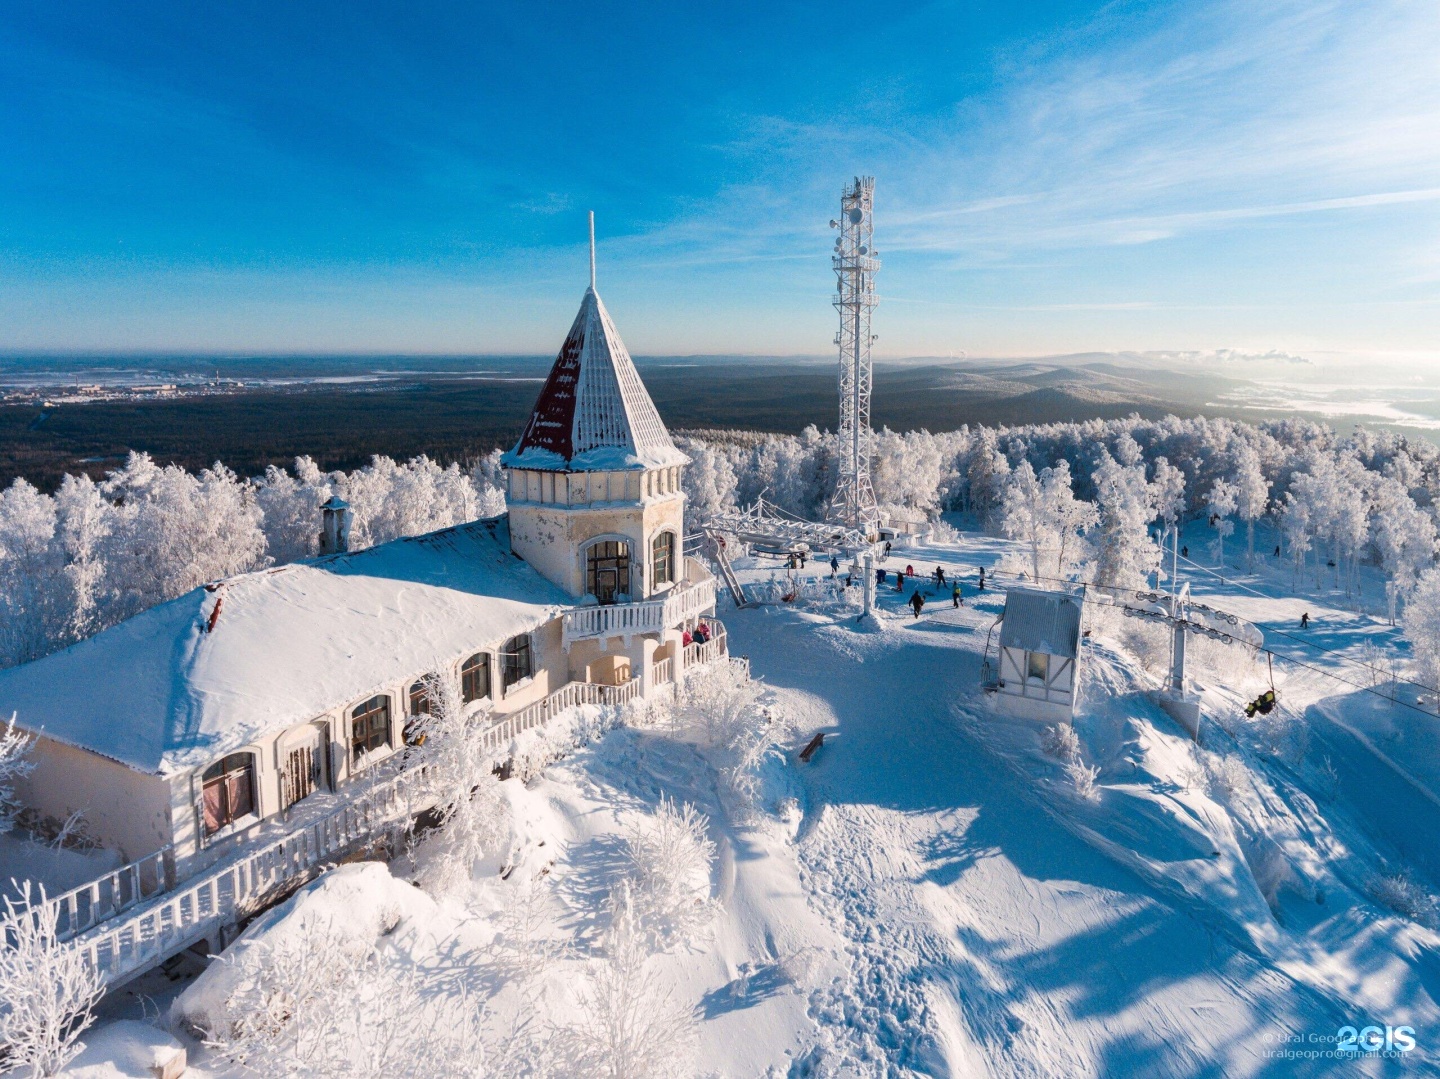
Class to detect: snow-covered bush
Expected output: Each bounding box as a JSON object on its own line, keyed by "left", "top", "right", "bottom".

{"left": 200, "top": 926, "right": 486, "bottom": 1078}
{"left": 559, "top": 883, "right": 698, "bottom": 1079}
{"left": 1041, "top": 723, "right": 1080, "bottom": 761}
{"left": 1369, "top": 868, "right": 1438, "bottom": 928}
{"left": 507, "top": 703, "right": 628, "bottom": 781}
{"left": 622, "top": 797, "right": 718, "bottom": 947}
{"left": 1065, "top": 756, "right": 1101, "bottom": 802}
{"left": 0, "top": 712, "right": 34, "bottom": 830}
{"left": 678, "top": 660, "right": 784, "bottom": 816}
{"left": 0, "top": 882, "right": 105, "bottom": 1077}
{"left": 1204, "top": 753, "right": 1250, "bottom": 804}
{"left": 493, "top": 878, "right": 570, "bottom": 980}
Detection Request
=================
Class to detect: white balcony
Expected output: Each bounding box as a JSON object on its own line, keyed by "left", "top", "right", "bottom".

{"left": 563, "top": 559, "right": 717, "bottom": 646}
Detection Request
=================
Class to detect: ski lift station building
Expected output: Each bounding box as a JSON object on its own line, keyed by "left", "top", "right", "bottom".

{"left": 995, "top": 586, "right": 1085, "bottom": 722}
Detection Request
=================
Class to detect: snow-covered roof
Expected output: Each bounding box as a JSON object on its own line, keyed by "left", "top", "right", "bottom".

{"left": 501, "top": 287, "right": 689, "bottom": 473}
{"left": 998, "top": 587, "right": 1084, "bottom": 659}
{"left": 0, "top": 518, "right": 568, "bottom": 776}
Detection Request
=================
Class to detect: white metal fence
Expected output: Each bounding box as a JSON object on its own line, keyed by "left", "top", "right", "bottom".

{"left": 562, "top": 572, "right": 717, "bottom": 644}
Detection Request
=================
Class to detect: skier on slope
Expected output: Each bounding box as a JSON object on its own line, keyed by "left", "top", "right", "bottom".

{"left": 934, "top": 565, "right": 946, "bottom": 587}
{"left": 978, "top": 566, "right": 986, "bottom": 590}
{"left": 1300, "top": 611, "right": 1310, "bottom": 629}
{"left": 910, "top": 590, "right": 925, "bottom": 618}
{"left": 952, "top": 583, "right": 962, "bottom": 608}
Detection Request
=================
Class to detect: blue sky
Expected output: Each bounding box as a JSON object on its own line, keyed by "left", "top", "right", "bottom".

{"left": 1, "top": 0, "right": 1437, "bottom": 360}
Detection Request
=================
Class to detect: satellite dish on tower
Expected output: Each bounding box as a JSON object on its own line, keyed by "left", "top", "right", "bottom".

{"left": 849, "top": 208, "right": 863, "bottom": 224}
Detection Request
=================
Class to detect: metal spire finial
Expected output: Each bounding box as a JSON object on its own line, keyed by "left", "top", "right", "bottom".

{"left": 589, "top": 210, "right": 596, "bottom": 290}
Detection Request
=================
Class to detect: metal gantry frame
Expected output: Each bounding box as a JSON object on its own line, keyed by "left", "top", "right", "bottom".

{"left": 826, "top": 176, "right": 881, "bottom": 535}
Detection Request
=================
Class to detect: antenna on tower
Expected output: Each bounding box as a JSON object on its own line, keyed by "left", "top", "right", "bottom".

{"left": 826, "top": 176, "right": 881, "bottom": 535}
{"left": 589, "top": 211, "right": 596, "bottom": 290}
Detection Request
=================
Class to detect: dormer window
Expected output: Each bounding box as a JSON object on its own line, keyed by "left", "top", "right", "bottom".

{"left": 652, "top": 531, "right": 676, "bottom": 587}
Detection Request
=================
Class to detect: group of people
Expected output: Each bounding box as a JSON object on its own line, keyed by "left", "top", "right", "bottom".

{"left": 681, "top": 620, "right": 714, "bottom": 647}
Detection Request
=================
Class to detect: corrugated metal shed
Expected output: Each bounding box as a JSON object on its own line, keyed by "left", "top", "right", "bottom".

{"left": 998, "top": 587, "right": 1084, "bottom": 658}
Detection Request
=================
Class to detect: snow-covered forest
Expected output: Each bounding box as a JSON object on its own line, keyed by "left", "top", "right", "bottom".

{"left": 0, "top": 452, "right": 506, "bottom": 669}
{"left": 12, "top": 412, "right": 1438, "bottom": 671}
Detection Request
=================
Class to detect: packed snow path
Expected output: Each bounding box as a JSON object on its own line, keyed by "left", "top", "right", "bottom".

{"left": 729, "top": 541, "right": 1440, "bottom": 1078}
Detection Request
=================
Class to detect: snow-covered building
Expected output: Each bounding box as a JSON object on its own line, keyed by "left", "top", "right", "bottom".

{"left": 0, "top": 270, "right": 719, "bottom": 885}
{"left": 994, "top": 587, "right": 1084, "bottom": 722}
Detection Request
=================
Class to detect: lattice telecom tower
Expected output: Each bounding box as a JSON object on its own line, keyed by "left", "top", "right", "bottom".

{"left": 826, "top": 176, "right": 882, "bottom": 534}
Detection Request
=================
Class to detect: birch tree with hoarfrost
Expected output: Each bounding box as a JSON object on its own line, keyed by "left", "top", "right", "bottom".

{"left": 1206, "top": 478, "right": 1238, "bottom": 568}
{"left": 1230, "top": 443, "right": 1269, "bottom": 570}
{"left": 1091, "top": 452, "right": 1160, "bottom": 589}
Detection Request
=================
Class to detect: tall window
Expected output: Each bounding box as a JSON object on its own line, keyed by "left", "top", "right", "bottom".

{"left": 351, "top": 695, "right": 392, "bottom": 762}
{"left": 502, "top": 634, "right": 533, "bottom": 692}
{"left": 586, "top": 540, "right": 630, "bottom": 604}
{"left": 651, "top": 531, "right": 676, "bottom": 587}
{"left": 405, "top": 680, "right": 431, "bottom": 746}
{"left": 461, "top": 653, "right": 491, "bottom": 703}
{"left": 201, "top": 752, "right": 255, "bottom": 836}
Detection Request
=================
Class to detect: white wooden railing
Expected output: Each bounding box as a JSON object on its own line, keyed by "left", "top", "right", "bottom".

{"left": 563, "top": 568, "right": 717, "bottom": 645}
{"left": 33, "top": 847, "right": 175, "bottom": 942}
{"left": 66, "top": 761, "right": 431, "bottom": 985}
{"left": 9, "top": 674, "right": 654, "bottom": 987}
{"left": 653, "top": 656, "right": 675, "bottom": 686}
{"left": 684, "top": 624, "right": 728, "bottom": 667}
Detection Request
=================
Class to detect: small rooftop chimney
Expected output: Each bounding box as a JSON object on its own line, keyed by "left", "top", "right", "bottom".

{"left": 319, "top": 495, "right": 351, "bottom": 555}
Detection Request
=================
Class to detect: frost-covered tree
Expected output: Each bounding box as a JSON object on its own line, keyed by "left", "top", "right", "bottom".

{"left": 675, "top": 437, "right": 738, "bottom": 521}
{"left": 0, "top": 479, "right": 64, "bottom": 667}
{"left": 872, "top": 427, "right": 948, "bottom": 523}
{"left": 202, "top": 926, "right": 485, "bottom": 1079}
{"left": 622, "top": 797, "right": 717, "bottom": 948}
{"left": 1045, "top": 461, "right": 1097, "bottom": 578}
{"left": 1000, "top": 461, "right": 1049, "bottom": 580}
{"left": 562, "top": 883, "right": 698, "bottom": 1079}
{"left": 409, "top": 672, "right": 510, "bottom": 896}
{"left": 1091, "top": 453, "right": 1160, "bottom": 589}
{"left": 0, "top": 881, "right": 106, "bottom": 1077}
{"left": 966, "top": 429, "right": 1011, "bottom": 525}
{"left": 53, "top": 474, "right": 111, "bottom": 642}
{"left": 1205, "top": 479, "right": 1238, "bottom": 567}
{"left": 253, "top": 457, "right": 333, "bottom": 565}
{"left": 0, "top": 713, "right": 34, "bottom": 830}
{"left": 101, "top": 454, "right": 267, "bottom": 623}
{"left": 1405, "top": 567, "right": 1440, "bottom": 695}
{"left": 1230, "top": 443, "right": 1269, "bottom": 570}
{"left": 1375, "top": 479, "right": 1438, "bottom": 624}
{"left": 1278, "top": 492, "right": 1313, "bottom": 589}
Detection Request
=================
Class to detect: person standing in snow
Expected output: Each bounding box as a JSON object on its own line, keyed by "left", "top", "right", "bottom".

{"left": 952, "top": 583, "right": 962, "bottom": 608}
{"left": 910, "top": 591, "right": 924, "bottom": 618}
{"left": 896, "top": 573, "right": 905, "bottom": 592}
{"left": 906, "top": 564, "right": 914, "bottom": 579}
{"left": 830, "top": 555, "right": 839, "bottom": 577}
{"left": 1300, "top": 611, "right": 1310, "bottom": 629}
{"left": 978, "top": 567, "right": 986, "bottom": 590}
{"left": 935, "top": 566, "right": 946, "bottom": 587}
{"left": 876, "top": 567, "right": 886, "bottom": 586}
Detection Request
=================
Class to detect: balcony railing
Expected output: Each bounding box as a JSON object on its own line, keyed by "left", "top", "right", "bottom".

{"left": 563, "top": 564, "right": 717, "bottom": 646}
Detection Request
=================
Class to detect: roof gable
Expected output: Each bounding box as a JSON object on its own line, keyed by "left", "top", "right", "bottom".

{"left": 502, "top": 288, "right": 687, "bottom": 473}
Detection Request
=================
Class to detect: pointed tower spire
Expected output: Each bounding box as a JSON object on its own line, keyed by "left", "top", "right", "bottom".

{"left": 500, "top": 216, "right": 687, "bottom": 474}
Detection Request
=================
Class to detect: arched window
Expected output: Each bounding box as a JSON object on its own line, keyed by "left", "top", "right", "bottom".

{"left": 501, "top": 634, "right": 533, "bottom": 692}
{"left": 351, "top": 695, "right": 392, "bottom": 762}
{"left": 651, "top": 531, "right": 676, "bottom": 587}
{"left": 201, "top": 752, "right": 255, "bottom": 836}
{"left": 586, "top": 539, "right": 630, "bottom": 605}
{"left": 405, "top": 680, "right": 431, "bottom": 746}
{"left": 461, "top": 653, "right": 491, "bottom": 704}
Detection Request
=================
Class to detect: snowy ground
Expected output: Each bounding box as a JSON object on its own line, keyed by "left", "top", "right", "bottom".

{"left": 74, "top": 528, "right": 1440, "bottom": 1077}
